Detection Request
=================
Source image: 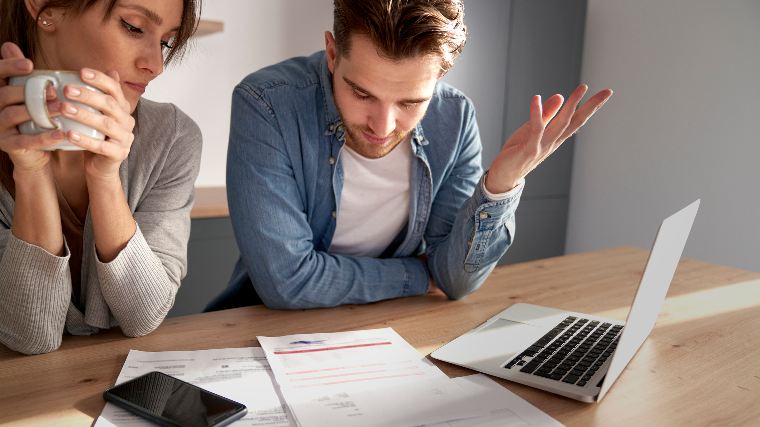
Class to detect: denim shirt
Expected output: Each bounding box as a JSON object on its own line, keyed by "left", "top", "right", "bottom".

{"left": 211, "top": 51, "right": 524, "bottom": 310}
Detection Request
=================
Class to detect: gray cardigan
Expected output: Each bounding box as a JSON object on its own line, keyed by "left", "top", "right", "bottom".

{"left": 0, "top": 99, "right": 202, "bottom": 354}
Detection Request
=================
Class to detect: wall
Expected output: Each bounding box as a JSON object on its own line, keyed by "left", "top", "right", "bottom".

{"left": 145, "top": 0, "right": 334, "bottom": 186}
{"left": 442, "top": 0, "right": 511, "bottom": 167}
{"left": 567, "top": 0, "right": 760, "bottom": 271}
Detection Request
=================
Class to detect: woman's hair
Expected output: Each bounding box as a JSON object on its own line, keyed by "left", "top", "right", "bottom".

{"left": 332, "top": 0, "right": 467, "bottom": 76}
{"left": 0, "top": 0, "right": 201, "bottom": 195}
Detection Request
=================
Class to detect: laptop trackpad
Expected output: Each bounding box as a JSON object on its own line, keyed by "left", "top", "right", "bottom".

{"left": 432, "top": 318, "right": 544, "bottom": 369}
{"left": 497, "top": 303, "right": 568, "bottom": 328}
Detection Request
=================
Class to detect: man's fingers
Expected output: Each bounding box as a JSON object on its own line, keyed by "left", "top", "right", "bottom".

{"left": 558, "top": 89, "right": 613, "bottom": 142}
{"left": 541, "top": 94, "right": 564, "bottom": 124}
{"left": 566, "top": 84, "right": 589, "bottom": 111}
{"left": 543, "top": 84, "right": 588, "bottom": 138}
{"left": 529, "top": 95, "right": 543, "bottom": 129}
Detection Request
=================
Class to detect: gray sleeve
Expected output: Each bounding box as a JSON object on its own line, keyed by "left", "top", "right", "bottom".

{"left": 0, "top": 231, "right": 72, "bottom": 354}
{"left": 96, "top": 108, "right": 202, "bottom": 337}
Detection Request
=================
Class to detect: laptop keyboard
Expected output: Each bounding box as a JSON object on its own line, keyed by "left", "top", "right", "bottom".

{"left": 504, "top": 316, "right": 623, "bottom": 387}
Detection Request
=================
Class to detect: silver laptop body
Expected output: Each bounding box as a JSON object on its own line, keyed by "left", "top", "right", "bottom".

{"left": 431, "top": 200, "right": 700, "bottom": 402}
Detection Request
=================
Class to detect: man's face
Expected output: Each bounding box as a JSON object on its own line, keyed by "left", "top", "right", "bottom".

{"left": 326, "top": 33, "right": 441, "bottom": 159}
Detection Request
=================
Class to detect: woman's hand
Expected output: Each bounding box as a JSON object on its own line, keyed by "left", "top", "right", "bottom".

{"left": 59, "top": 68, "right": 136, "bottom": 182}
{"left": 0, "top": 42, "right": 65, "bottom": 173}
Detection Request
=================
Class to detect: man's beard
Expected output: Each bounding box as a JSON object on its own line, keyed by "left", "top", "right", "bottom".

{"left": 341, "top": 121, "right": 411, "bottom": 159}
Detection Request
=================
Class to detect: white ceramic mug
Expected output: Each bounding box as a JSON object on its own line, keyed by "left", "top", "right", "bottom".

{"left": 9, "top": 70, "right": 105, "bottom": 151}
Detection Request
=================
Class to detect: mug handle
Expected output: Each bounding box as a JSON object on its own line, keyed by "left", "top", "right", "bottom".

{"left": 24, "top": 75, "right": 58, "bottom": 129}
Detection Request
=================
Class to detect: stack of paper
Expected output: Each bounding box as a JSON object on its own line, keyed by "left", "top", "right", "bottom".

{"left": 95, "top": 328, "right": 563, "bottom": 427}
{"left": 258, "top": 328, "right": 563, "bottom": 427}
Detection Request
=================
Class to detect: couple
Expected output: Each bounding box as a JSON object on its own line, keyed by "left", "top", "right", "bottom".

{"left": 0, "top": 0, "right": 612, "bottom": 355}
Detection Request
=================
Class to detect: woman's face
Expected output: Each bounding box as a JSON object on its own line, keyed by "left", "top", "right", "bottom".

{"left": 36, "top": 0, "right": 183, "bottom": 112}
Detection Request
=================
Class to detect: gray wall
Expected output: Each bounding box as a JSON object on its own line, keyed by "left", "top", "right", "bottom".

{"left": 446, "top": 0, "right": 587, "bottom": 264}
{"left": 443, "top": 0, "right": 511, "bottom": 168}
{"left": 567, "top": 0, "right": 760, "bottom": 272}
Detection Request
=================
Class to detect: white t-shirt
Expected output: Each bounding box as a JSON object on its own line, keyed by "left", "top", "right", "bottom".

{"left": 329, "top": 141, "right": 412, "bottom": 257}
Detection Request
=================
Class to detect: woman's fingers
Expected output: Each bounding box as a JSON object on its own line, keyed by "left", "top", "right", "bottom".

{"left": 0, "top": 43, "right": 33, "bottom": 85}
{"left": 78, "top": 68, "right": 130, "bottom": 111}
{"left": 0, "top": 58, "right": 32, "bottom": 81}
{"left": 67, "top": 130, "right": 129, "bottom": 160}
{"left": 63, "top": 84, "right": 133, "bottom": 127}
{"left": 0, "top": 129, "right": 66, "bottom": 152}
{"left": 59, "top": 100, "right": 133, "bottom": 143}
{"left": 0, "top": 86, "right": 25, "bottom": 110}
{"left": 1, "top": 42, "right": 25, "bottom": 59}
{"left": 0, "top": 102, "right": 61, "bottom": 130}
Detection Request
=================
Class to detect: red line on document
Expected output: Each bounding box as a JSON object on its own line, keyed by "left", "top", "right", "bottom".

{"left": 274, "top": 341, "right": 392, "bottom": 354}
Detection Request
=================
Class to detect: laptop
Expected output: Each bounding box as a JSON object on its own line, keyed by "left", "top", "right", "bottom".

{"left": 431, "top": 199, "right": 700, "bottom": 402}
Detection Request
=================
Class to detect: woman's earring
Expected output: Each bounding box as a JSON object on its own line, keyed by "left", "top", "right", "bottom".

{"left": 38, "top": 17, "right": 52, "bottom": 27}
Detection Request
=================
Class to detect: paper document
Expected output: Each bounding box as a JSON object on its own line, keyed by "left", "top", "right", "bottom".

{"left": 259, "top": 328, "right": 562, "bottom": 427}
{"left": 428, "top": 375, "right": 565, "bottom": 427}
{"left": 287, "top": 373, "right": 564, "bottom": 427}
{"left": 258, "top": 327, "right": 446, "bottom": 392}
{"left": 94, "top": 347, "right": 294, "bottom": 427}
{"left": 94, "top": 331, "right": 563, "bottom": 427}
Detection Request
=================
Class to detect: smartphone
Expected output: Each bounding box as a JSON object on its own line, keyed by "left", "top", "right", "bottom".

{"left": 103, "top": 371, "right": 247, "bottom": 427}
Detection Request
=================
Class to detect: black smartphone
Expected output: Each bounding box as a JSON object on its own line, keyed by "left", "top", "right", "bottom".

{"left": 103, "top": 371, "right": 247, "bottom": 427}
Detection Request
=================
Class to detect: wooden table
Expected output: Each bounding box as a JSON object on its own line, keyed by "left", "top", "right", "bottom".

{"left": 2, "top": 247, "right": 759, "bottom": 426}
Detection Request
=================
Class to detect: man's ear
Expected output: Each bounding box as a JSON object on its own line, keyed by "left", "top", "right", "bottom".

{"left": 325, "top": 31, "right": 338, "bottom": 74}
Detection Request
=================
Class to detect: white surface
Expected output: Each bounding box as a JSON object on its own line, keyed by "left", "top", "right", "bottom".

{"left": 95, "top": 347, "right": 294, "bottom": 427}
{"left": 568, "top": 0, "right": 760, "bottom": 272}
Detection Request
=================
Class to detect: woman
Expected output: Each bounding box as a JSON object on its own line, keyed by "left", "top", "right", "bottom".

{"left": 0, "top": 0, "right": 202, "bottom": 354}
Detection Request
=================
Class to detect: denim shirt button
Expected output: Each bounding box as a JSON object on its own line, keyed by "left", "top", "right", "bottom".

{"left": 331, "top": 211, "right": 337, "bottom": 219}
{"left": 479, "top": 212, "right": 489, "bottom": 220}
{"left": 328, "top": 156, "right": 336, "bottom": 165}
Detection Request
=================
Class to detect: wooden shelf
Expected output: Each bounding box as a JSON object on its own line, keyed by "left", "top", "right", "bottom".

{"left": 195, "top": 19, "right": 224, "bottom": 37}
{"left": 191, "top": 186, "right": 229, "bottom": 219}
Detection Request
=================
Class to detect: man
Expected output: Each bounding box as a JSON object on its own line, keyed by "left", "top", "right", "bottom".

{"left": 207, "top": 0, "right": 612, "bottom": 310}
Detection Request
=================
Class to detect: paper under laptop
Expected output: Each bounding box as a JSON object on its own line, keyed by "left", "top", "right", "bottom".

{"left": 432, "top": 199, "right": 700, "bottom": 402}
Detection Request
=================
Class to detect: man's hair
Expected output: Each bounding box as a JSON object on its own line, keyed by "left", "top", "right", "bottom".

{"left": 332, "top": 0, "right": 467, "bottom": 75}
